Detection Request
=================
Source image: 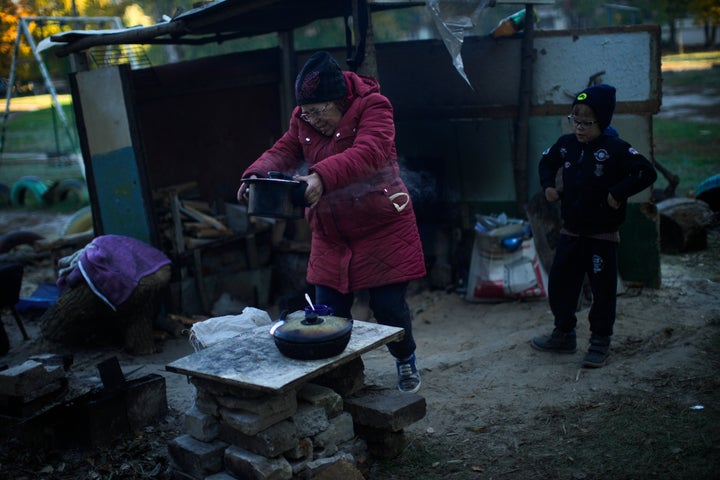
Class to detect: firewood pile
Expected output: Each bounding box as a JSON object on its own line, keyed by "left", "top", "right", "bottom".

{"left": 152, "top": 181, "right": 311, "bottom": 257}
{"left": 152, "top": 182, "right": 238, "bottom": 254}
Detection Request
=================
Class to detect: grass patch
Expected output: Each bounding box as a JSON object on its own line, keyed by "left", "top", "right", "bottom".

{"left": 2, "top": 101, "right": 78, "bottom": 154}
{"left": 662, "top": 50, "right": 720, "bottom": 73}
{"left": 6, "top": 94, "right": 73, "bottom": 110}
{"left": 662, "top": 67, "right": 720, "bottom": 89}
{"left": 654, "top": 119, "right": 720, "bottom": 195}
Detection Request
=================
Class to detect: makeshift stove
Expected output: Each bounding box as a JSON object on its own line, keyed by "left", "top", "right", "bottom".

{"left": 0, "top": 355, "right": 168, "bottom": 448}
{"left": 165, "top": 320, "right": 427, "bottom": 479}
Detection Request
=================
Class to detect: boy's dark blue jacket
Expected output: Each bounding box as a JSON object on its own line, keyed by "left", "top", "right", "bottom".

{"left": 538, "top": 131, "right": 657, "bottom": 235}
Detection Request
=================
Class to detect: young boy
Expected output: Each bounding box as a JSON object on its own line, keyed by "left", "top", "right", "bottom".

{"left": 531, "top": 84, "right": 657, "bottom": 368}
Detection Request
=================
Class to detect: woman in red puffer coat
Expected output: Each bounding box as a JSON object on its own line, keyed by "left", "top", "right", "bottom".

{"left": 238, "top": 51, "right": 425, "bottom": 393}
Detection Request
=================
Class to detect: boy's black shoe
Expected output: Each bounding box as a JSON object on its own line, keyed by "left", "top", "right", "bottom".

{"left": 531, "top": 328, "right": 577, "bottom": 353}
{"left": 582, "top": 336, "right": 611, "bottom": 368}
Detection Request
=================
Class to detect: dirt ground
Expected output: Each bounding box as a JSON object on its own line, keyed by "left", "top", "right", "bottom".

{"left": 0, "top": 206, "right": 719, "bottom": 479}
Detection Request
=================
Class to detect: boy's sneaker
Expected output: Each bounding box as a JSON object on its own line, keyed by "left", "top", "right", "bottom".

{"left": 582, "top": 336, "right": 611, "bottom": 368}
{"left": 531, "top": 328, "right": 577, "bottom": 353}
{"left": 396, "top": 354, "right": 421, "bottom": 393}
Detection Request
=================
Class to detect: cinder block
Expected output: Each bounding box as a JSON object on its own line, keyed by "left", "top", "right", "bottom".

{"left": 219, "top": 419, "right": 298, "bottom": 458}
{"left": 195, "top": 389, "right": 220, "bottom": 416}
{"left": 309, "top": 457, "right": 365, "bottom": 480}
{"left": 344, "top": 388, "right": 426, "bottom": 432}
{"left": 297, "top": 383, "right": 343, "bottom": 418}
{"left": 304, "top": 453, "right": 356, "bottom": 478}
{"left": 284, "top": 436, "right": 313, "bottom": 461}
{"left": 184, "top": 405, "right": 219, "bottom": 442}
{"left": 224, "top": 444, "right": 293, "bottom": 480}
{"left": 168, "top": 434, "right": 227, "bottom": 478}
{"left": 338, "top": 437, "right": 370, "bottom": 472}
{"left": 292, "top": 403, "right": 329, "bottom": 438}
{"left": 312, "top": 411, "right": 355, "bottom": 458}
{"left": 220, "top": 404, "right": 294, "bottom": 437}
{"left": 125, "top": 374, "right": 168, "bottom": 431}
{"left": 216, "top": 389, "right": 297, "bottom": 417}
{"left": 0, "top": 360, "right": 65, "bottom": 399}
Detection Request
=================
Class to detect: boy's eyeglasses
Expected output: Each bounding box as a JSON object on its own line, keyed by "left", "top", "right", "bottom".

{"left": 300, "top": 103, "right": 332, "bottom": 122}
{"left": 567, "top": 115, "right": 599, "bottom": 129}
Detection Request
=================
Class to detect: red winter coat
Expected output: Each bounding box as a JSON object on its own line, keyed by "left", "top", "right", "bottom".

{"left": 242, "top": 71, "right": 426, "bottom": 293}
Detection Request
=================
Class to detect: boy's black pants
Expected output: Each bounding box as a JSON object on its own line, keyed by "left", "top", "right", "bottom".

{"left": 548, "top": 234, "right": 618, "bottom": 337}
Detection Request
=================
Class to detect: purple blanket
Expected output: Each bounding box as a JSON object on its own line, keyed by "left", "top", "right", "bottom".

{"left": 57, "top": 235, "right": 171, "bottom": 310}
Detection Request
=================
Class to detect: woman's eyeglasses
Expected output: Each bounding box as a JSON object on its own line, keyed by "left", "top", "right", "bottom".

{"left": 300, "top": 103, "right": 332, "bottom": 122}
{"left": 567, "top": 115, "right": 599, "bottom": 129}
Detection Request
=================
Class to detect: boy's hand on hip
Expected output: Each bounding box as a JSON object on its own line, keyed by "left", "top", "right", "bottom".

{"left": 607, "top": 193, "right": 621, "bottom": 209}
{"left": 545, "top": 187, "right": 560, "bottom": 202}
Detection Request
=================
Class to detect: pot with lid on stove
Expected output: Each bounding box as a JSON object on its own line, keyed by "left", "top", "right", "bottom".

{"left": 270, "top": 305, "right": 353, "bottom": 360}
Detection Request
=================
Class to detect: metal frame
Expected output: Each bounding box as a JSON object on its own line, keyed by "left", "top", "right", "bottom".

{"left": 0, "top": 16, "right": 124, "bottom": 155}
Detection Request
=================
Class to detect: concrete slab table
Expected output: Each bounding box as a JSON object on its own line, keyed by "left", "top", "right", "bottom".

{"left": 165, "top": 320, "right": 403, "bottom": 393}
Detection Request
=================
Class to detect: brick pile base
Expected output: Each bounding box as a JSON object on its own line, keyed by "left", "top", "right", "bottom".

{"left": 168, "top": 358, "right": 426, "bottom": 479}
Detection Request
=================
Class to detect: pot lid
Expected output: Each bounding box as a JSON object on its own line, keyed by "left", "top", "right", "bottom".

{"left": 243, "top": 171, "right": 302, "bottom": 186}
{"left": 273, "top": 312, "right": 352, "bottom": 344}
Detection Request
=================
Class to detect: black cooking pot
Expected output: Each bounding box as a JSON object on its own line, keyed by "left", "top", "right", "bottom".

{"left": 242, "top": 171, "right": 308, "bottom": 220}
{"left": 271, "top": 310, "right": 353, "bottom": 360}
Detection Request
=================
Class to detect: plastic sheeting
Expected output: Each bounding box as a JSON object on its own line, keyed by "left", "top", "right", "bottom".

{"left": 189, "top": 307, "right": 273, "bottom": 351}
{"left": 426, "top": 0, "right": 493, "bottom": 87}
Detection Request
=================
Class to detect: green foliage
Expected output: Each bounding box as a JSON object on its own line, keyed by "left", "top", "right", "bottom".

{"left": 295, "top": 17, "right": 346, "bottom": 50}
{"left": 653, "top": 62, "right": 720, "bottom": 195}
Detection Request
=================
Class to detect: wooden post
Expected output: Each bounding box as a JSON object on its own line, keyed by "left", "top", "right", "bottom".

{"left": 513, "top": 4, "right": 535, "bottom": 216}
{"left": 351, "top": 0, "right": 378, "bottom": 79}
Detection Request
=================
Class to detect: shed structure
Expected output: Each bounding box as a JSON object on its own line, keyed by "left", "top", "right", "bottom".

{"left": 43, "top": 0, "right": 663, "bottom": 313}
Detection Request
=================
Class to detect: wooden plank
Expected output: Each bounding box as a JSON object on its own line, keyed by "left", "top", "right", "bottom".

{"left": 193, "top": 248, "right": 210, "bottom": 313}
{"left": 165, "top": 321, "right": 404, "bottom": 393}
{"left": 180, "top": 204, "right": 230, "bottom": 233}
{"left": 169, "top": 193, "right": 185, "bottom": 254}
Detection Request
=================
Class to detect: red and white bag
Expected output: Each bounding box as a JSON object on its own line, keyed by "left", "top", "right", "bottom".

{"left": 465, "top": 223, "right": 548, "bottom": 302}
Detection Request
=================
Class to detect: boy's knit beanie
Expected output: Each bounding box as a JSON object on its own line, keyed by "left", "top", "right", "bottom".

{"left": 294, "top": 51, "right": 348, "bottom": 105}
{"left": 572, "top": 84, "right": 616, "bottom": 130}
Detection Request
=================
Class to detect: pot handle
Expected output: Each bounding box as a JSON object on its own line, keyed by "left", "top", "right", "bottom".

{"left": 270, "top": 309, "right": 289, "bottom": 335}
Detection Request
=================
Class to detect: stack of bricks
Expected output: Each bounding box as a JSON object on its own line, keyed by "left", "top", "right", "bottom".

{"left": 0, "top": 356, "right": 69, "bottom": 417}
{"left": 168, "top": 357, "right": 426, "bottom": 480}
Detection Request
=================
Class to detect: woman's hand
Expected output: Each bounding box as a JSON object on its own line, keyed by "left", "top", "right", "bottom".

{"left": 544, "top": 187, "right": 560, "bottom": 203}
{"left": 294, "top": 172, "right": 324, "bottom": 208}
{"left": 237, "top": 175, "right": 257, "bottom": 202}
